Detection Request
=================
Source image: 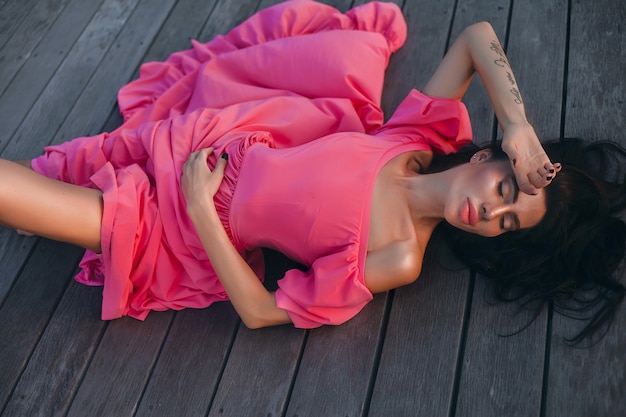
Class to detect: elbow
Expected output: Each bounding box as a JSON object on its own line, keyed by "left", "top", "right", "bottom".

{"left": 465, "top": 21, "right": 494, "bottom": 35}
{"left": 241, "top": 316, "right": 267, "bottom": 330}
{"left": 462, "top": 21, "right": 497, "bottom": 45}
{"left": 238, "top": 304, "right": 290, "bottom": 330}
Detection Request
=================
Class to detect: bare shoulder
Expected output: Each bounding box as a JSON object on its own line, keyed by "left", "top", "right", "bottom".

{"left": 364, "top": 239, "right": 424, "bottom": 294}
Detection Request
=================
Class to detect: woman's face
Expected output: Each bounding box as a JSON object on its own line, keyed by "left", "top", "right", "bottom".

{"left": 444, "top": 152, "right": 546, "bottom": 237}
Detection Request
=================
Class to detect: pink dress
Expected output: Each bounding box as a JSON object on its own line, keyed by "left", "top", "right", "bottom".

{"left": 32, "top": 0, "right": 471, "bottom": 327}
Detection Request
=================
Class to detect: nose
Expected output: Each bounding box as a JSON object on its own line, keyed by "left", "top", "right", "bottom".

{"left": 481, "top": 203, "right": 511, "bottom": 220}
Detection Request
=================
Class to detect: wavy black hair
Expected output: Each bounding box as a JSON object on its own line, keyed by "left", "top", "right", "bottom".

{"left": 428, "top": 138, "right": 626, "bottom": 344}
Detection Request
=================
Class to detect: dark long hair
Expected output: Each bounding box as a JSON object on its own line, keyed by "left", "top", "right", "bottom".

{"left": 429, "top": 139, "right": 626, "bottom": 344}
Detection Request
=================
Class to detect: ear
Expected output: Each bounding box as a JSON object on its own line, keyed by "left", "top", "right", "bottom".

{"left": 470, "top": 148, "right": 493, "bottom": 164}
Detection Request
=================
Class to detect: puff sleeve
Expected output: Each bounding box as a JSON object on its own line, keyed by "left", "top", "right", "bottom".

{"left": 274, "top": 250, "right": 373, "bottom": 329}
{"left": 375, "top": 89, "right": 473, "bottom": 154}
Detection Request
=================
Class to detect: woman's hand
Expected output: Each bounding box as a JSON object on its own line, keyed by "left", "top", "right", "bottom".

{"left": 181, "top": 147, "right": 228, "bottom": 215}
{"left": 501, "top": 122, "right": 562, "bottom": 195}
{"left": 180, "top": 147, "right": 291, "bottom": 329}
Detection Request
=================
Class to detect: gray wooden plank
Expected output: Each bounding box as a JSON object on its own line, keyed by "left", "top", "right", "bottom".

{"left": 504, "top": 0, "right": 568, "bottom": 141}
{"left": 65, "top": 311, "right": 174, "bottom": 417}
{"left": 0, "top": 0, "right": 102, "bottom": 146}
{"left": 368, "top": 233, "right": 470, "bottom": 417}
{"left": 100, "top": 0, "right": 221, "bottom": 136}
{"left": 208, "top": 324, "right": 306, "bottom": 416}
{"left": 547, "top": 304, "right": 626, "bottom": 417}
{"left": 0, "top": 0, "right": 39, "bottom": 51}
{"left": 0, "top": 0, "right": 73, "bottom": 95}
{"left": 140, "top": 0, "right": 219, "bottom": 62}
{"left": 455, "top": 277, "right": 548, "bottom": 417}
{"left": 283, "top": 294, "right": 387, "bottom": 416}
{"left": 199, "top": 0, "right": 266, "bottom": 41}
{"left": 0, "top": 231, "right": 35, "bottom": 305}
{"left": 1, "top": 0, "right": 142, "bottom": 160}
{"left": 453, "top": 0, "right": 568, "bottom": 416}
{"left": 1, "top": 282, "right": 105, "bottom": 417}
{"left": 380, "top": 0, "right": 458, "bottom": 117}
{"left": 258, "top": 0, "right": 360, "bottom": 19}
{"left": 563, "top": 0, "right": 625, "bottom": 142}
{"left": 0, "top": 241, "right": 83, "bottom": 411}
{"left": 135, "top": 305, "right": 240, "bottom": 417}
{"left": 46, "top": 0, "right": 178, "bottom": 144}
{"left": 546, "top": 0, "right": 626, "bottom": 415}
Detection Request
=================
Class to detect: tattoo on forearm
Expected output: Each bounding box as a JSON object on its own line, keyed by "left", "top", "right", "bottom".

{"left": 510, "top": 87, "right": 523, "bottom": 104}
{"left": 506, "top": 71, "right": 515, "bottom": 85}
{"left": 489, "top": 40, "right": 523, "bottom": 104}
{"left": 494, "top": 57, "right": 511, "bottom": 68}
{"left": 490, "top": 40, "right": 505, "bottom": 57}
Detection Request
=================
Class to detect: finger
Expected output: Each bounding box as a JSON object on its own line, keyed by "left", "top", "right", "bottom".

{"left": 554, "top": 162, "right": 562, "bottom": 173}
{"left": 516, "top": 172, "right": 539, "bottom": 195}
{"left": 197, "top": 147, "right": 213, "bottom": 161}
{"left": 529, "top": 170, "right": 548, "bottom": 188}
{"left": 214, "top": 152, "right": 229, "bottom": 176}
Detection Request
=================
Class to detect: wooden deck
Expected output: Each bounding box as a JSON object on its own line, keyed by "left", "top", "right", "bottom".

{"left": 0, "top": 0, "right": 624, "bottom": 415}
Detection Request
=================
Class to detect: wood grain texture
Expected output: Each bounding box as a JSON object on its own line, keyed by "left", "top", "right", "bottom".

{"left": 1, "top": 282, "right": 105, "bottom": 417}
{"left": 368, "top": 233, "right": 470, "bottom": 417}
{"left": 546, "top": 0, "right": 626, "bottom": 415}
{"left": 455, "top": 276, "right": 548, "bottom": 417}
{"left": 136, "top": 305, "right": 240, "bottom": 417}
{"left": 2, "top": 0, "right": 141, "bottom": 160}
{"left": 0, "top": 0, "right": 40, "bottom": 51}
{"left": 48, "top": 0, "right": 178, "bottom": 143}
{"left": 505, "top": 0, "right": 568, "bottom": 140}
{"left": 0, "top": 0, "right": 103, "bottom": 145}
{"left": 0, "top": 241, "right": 83, "bottom": 410}
{"left": 380, "top": 0, "right": 458, "bottom": 117}
{"left": 563, "top": 0, "right": 626, "bottom": 141}
{"left": 284, "top": 294, "right": 388, "bottom": 417}
{"left": 208, "top": 324, "right": 305, "bottom": 416}
{"left": 65, "top": 311, "right": 175, "bottom": 417}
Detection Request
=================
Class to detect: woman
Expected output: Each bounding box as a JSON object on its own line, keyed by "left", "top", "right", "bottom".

{"left": 0, "top": 1, "right": 621, "bottom": 338}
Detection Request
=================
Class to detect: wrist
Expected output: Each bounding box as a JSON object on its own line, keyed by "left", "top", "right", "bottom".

{"left": 186, "top": 198, "right": 219, "bottom": 223}
{"left": 501, "top": 119, "right": 533, "bottom": 136}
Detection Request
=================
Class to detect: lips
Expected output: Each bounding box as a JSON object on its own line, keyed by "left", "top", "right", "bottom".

{"left": 467, "top": 199, "right": 478, "bottom": 226}
{"left": 462, "top": 198, "right": 478, "bottom": 226}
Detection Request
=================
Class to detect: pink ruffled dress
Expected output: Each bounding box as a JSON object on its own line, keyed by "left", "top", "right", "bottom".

{"left": 32, "top": 0, "right": 472, "bottom": 327}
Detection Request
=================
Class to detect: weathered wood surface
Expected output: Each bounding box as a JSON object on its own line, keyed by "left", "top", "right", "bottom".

{"left": 0, "top": 0, "right": 624, "bottom": 416}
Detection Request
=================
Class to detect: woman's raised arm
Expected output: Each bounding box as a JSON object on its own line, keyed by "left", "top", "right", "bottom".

{"left": 423, "top": 22, "right": 560, "bottom": 194}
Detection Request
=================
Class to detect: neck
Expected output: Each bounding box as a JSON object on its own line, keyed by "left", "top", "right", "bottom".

{"left": 404, "top": 166, "right": 461, "bottom": 223}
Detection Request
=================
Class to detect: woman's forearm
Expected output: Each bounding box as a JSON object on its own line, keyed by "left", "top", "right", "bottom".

{"left": 462, "top": 22, "right": 529, "bottom": 129}
{"left": 424, "top": 22, "right": 558, "bottom": 193}
{"left": 187, "top": 204, "right": 291, "bottom": 328}
{"left": 423, "top": 21, "right": 529, "bottom": 129}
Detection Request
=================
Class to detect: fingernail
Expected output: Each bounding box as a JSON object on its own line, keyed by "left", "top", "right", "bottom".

{"left": 549, "top": 169, "right": 555, "bottom": 173}
{"left": 546, "top": 176, "right": 552, "bottom": 180}
{"left": 221, "top": 153, "right": 229, "bottom": 160}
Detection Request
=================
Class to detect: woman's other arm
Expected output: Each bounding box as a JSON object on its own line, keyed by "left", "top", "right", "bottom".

{"left": 181, "top": 148, "right": 291, "bottom": 329}
{"left": 423, "top": 22, "right": 559, "bottom": 194}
